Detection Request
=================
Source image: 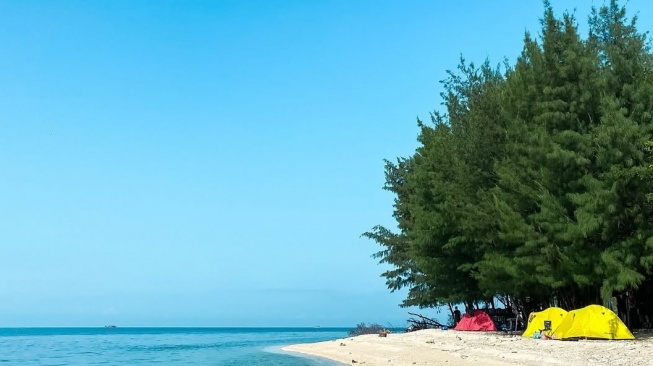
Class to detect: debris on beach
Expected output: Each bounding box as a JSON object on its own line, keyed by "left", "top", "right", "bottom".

{"left": 406, "top": 312, "right": 444, "bottom": 332}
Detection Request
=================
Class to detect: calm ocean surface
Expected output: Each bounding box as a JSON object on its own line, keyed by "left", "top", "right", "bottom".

{"left": 0, "top": 327, "right": 348, "bottom": 365}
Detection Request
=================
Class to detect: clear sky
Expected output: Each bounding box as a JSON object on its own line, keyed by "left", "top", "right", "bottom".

{"left": 2, "top": 0, "right": 653, "bottom": 327}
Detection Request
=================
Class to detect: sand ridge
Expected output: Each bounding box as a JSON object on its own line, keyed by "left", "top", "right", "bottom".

{"left": 282, "top": 329, "right": 653, "bottom": 366}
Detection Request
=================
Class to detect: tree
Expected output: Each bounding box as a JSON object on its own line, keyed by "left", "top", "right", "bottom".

{"left": 366, "top": 0, "right": 653, "bottom": 322}
{"left": 365, "top": 58, "right": 507, "bottom": 310}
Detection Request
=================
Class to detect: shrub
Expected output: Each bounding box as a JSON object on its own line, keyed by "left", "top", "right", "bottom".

{"left": 348, "top": 322, "right": 385, "bottom": 336}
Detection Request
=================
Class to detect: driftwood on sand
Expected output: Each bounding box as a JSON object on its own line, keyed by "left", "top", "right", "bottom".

{"left": 406, "top": 312, "right": 444, "bottom": 332}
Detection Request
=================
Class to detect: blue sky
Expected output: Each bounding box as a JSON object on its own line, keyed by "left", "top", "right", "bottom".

{"left": 2, "top": 0, "right": 653, "bottom": 327}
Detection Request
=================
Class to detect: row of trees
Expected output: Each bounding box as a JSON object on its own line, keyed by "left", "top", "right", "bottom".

{"left": 365, "top": 1, "right": 653, "bottom": 321}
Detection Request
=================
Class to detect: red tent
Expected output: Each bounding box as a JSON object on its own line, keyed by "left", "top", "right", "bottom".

{"left": 454, "top": 310, "right": 497, "bottom": 331}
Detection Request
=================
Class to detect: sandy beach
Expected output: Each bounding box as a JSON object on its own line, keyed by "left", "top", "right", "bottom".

{"left": 283, "top": 329, "right": 653, "bottom": 366}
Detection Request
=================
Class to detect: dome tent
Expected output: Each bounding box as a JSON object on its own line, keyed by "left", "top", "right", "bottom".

{"left": 550, "top": 305, "right": 634, "bottom": 340}
{"left": 454, "top": 310, "right": 496, "bottom": 331}
{"left": 522, "top": 307, "right": 568, "bottom": 338}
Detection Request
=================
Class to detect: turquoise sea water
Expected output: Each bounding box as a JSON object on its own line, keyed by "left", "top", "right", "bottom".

{"left": 0, "top": 328, "right": 348, "bottom": 365}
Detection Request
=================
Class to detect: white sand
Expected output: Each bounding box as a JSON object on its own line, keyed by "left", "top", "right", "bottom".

{"left": 282, "top": 329, "right": 653, "bottom": 366}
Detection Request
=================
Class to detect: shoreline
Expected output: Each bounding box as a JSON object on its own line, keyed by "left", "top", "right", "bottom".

{"left": 281, "top": 328, "right": 653, "bottom": 366}
{"left": 264, "top": 345, "right": 347, "bottom": 366}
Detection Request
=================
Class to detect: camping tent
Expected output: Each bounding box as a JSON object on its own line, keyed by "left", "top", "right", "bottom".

{"left": 550, "top": 304, "right": 635, "bottom": 340}
{"left": 522, "top": 307, "right": 567, "bottom": 338}
{"left": 454, "top": 310, "right": 496, "bottom": 331}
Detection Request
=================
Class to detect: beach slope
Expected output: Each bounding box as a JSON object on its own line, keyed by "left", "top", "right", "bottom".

{"left": 283, "top": 329, "right": 653, "bottom": 366}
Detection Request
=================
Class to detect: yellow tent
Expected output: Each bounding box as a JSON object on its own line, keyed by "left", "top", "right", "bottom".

{"left": 522, "top": 307, "right": 568, "bottom": 338}
{"left": 550, "top": 304, "right": 635, "bottom": 340}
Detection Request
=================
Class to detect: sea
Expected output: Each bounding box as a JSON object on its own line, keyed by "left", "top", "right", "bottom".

{"left": 0, "top": 327, "right": 349, "bottom": 366}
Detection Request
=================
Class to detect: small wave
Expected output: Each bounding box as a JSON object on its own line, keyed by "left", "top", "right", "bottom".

{"left": 262, "top": 345, "right": 287, "bottom": 354}
{"left": 127, "top": 343, "right": 223, "bottom": 352}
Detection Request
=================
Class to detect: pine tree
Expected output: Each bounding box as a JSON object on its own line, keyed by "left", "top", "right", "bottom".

{"left": 366, "top": 0, "right": 653, "bottom": 316}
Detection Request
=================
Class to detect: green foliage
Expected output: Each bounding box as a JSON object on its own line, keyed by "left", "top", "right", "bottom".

{"left": 365, "top": 0, "right": 653, "bottom": 312}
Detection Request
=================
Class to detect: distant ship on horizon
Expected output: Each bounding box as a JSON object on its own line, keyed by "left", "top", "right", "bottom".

{"left": 104, "top": 325, "right": 117, "bottom": 328}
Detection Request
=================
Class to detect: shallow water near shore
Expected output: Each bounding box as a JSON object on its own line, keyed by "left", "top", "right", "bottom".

{"left": 0, "top": 327, "right": 348, "bottom": 365}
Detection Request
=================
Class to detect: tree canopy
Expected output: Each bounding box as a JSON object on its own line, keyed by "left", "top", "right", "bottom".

{"left": 364, "top": 0, "right": 653, "bottom": 316}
